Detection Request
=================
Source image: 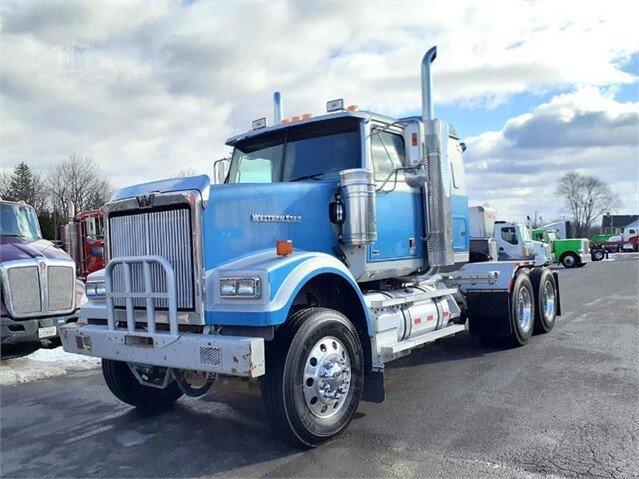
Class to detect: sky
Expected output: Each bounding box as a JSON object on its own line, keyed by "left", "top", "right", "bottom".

{"left": 1, "top": 0, "right": 638, "bottom": 222}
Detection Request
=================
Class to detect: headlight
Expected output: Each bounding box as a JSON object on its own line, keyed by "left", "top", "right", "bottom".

{"left": 85, "top": 281, "right": 106, "bottom": 298}
{"left": 219, "top": 277, "right": 261, "bottom": 299}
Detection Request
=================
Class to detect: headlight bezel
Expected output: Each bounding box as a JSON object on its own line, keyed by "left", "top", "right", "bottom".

{"left": 85, "top": 280, "right": 106, "bottom": 298}
{"left": 219, "top": 277, "right": 261, "bottom": 299}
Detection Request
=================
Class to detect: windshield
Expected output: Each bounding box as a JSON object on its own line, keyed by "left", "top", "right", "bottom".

{"left": 228, "top": 118, "right": 361, "bottom": 183}
{"left": 518, "top": 225, "right": 532, "bottom": 242}
{"left": 546, "top": 231, "right": 557, "bottom": 241}
{"left": 0, "top": 203, "right": 42, "bottom": 240}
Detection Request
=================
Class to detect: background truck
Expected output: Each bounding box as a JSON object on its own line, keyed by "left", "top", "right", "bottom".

{"left": 0, "top": 199, "right": 84, "bottom": 346}
{"left": 60, "top": 209, "right": 105, "bottom": 280}
{"left": 591, "top": 228, "right": 639, "bottom": 253}
{"left": 531, "top": 228, "right": 591, "bottom": 268}
{"left": 60, "top": 47, "right": 561, "bottom": 447}
{"left": 469, "top": 206, "right": 552, "bottom": 265}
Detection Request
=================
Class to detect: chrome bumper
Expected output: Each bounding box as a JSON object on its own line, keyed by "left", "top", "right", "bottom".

{"left": 60, "top": 323, "right": 265, "bottom": 378}
{"left": 579, "top": 252, "right": 591, "bottom": 264}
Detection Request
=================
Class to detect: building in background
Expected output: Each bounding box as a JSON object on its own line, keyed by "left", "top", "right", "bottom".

{"left": 601, "top": 215, "right": 639, "bottom": 235}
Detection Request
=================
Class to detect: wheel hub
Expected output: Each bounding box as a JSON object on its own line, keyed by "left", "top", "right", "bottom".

{"left": 303, "top": 337, "right": 352, "bottom": 418}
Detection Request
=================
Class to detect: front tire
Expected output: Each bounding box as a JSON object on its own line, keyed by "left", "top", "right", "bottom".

{"left": 263, "top": 308, "right": 364, "bottom": 448}
{"left": 592, "top": 250, "right": 605, "bottom": 261}
{"left": 561, "top": 253, "right": 578, "bottom": 268}
{"left": 529, "top": 268, "right": 557, "bottom": 334}
{"left": 102, "top": 359, "right": 183, "bottom": 412}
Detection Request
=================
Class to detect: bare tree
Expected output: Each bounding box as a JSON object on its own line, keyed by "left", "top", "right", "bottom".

{"left": 169, "top": 167, "right": 201, "bottom": 178}
{"left": 47, "top": 155, "right": 115, "bottom": 215}
{"left": 555, "top": 171, "right": 621, "bottom": 237}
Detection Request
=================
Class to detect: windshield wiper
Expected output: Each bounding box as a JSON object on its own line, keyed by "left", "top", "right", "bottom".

{"left": 290, "top": 173, "right": 325, "bottom": 182}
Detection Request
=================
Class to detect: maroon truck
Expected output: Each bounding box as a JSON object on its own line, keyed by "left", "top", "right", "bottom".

{"left": 0, "top": 199, "right": 84, "bottom": 346}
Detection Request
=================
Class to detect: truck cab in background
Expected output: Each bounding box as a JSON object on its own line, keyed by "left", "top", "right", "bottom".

{"left": 0, "top": 199, "right": 84, "bottom": 346}
{"left": 60, "top": 209, "right": 105, "bottom": 280}
{"left": 469, "top": 206, "right": 551, "bottom": 265}
{"left": 531, "top": 228, "right": 591, "bottom": 268}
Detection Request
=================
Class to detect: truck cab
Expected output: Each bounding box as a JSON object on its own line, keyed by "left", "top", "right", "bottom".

{"left": 60, "top": 47, "right": 561, "bottom": 448}
{"left": 531, "top": 228, "right": 591, "bottom": 268}
{"left": 469, "top": 206, "right": 551, "bottom": 265}
{"left": 0, "top": 199, "right": 84, "bottom": 346}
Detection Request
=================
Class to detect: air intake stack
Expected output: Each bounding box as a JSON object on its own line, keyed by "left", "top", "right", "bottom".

{"left": 421, "top": 47, "right": 455, "bottom": 267}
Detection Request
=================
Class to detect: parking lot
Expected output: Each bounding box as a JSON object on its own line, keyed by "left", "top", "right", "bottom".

{"left": 1, "top": 254, "right": 638, "bottom": 478}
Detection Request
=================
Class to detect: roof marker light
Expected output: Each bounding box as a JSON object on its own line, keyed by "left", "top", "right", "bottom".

{"left": 252, "top": 118, "right": 267, "bottom": 130}
{"left": 346, "top": 104, "right": 358, "bottom": 111}
{"left": 281, "top": 118, "right": 291, "bottom": 125}
{"left": 327, "top": 99, "right": 344, "bottom": 112}
{"left": 291, "top": 115, "right": 301, "bottom": 122}
{"left": 301, "top": 113, "right": 312, "bottom": 120}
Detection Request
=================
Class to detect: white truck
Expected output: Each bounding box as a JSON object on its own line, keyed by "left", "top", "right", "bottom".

{"left": 469, "top": 206, "right": 551, "bottom": 265}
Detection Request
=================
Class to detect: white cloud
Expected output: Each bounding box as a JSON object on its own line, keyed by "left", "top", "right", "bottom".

{"left": 1, "top": 0, "right": 638, "bottom": 196}
{"left": 465, "top": 88, "right": 639, "bottom": 221}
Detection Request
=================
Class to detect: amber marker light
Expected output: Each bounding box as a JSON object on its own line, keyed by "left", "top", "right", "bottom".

{"left": 276, "top": 240, "right": 294, "bottom": 256}
{"left": 346, "top": 105, "right": 359, "bottom": 111}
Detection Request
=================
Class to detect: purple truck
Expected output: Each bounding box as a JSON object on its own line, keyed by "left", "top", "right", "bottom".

{"left": 1, "top": 199, "right": 84, "bottom": 346}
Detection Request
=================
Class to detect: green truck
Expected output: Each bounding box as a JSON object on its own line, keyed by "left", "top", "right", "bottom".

{"left": 531, "top": 228, "right": 592, "bottom": 268}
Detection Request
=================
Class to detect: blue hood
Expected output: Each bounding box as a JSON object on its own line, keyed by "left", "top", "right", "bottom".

{"left": 204, "top": 182, "right": 339, "bottom": 269}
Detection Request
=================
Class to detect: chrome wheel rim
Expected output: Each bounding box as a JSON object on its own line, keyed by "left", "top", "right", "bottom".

{"left": 542, "top": 280, "right": 555, "bottom": 320}
{"left": 517, "top": 287, "right": 533, "bottom": 332}
{"left": 563, "top": 255, "right": 575, "bottom": 267}
{"left": 303, "top": 336, "right": 351, "bottom": 419}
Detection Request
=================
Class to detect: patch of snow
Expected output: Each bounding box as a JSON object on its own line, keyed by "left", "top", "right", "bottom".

{"left": 0, "top": 347, "right": 100, "bottom": 386}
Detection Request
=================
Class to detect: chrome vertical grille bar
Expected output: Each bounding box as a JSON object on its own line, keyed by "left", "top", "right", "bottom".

{"left": 109, "top": 207, "right": 193, "bottom": 311}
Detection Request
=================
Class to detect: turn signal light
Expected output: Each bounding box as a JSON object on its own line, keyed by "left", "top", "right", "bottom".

{"left": 276, "top": 240, "right": 293, "bottom": 256}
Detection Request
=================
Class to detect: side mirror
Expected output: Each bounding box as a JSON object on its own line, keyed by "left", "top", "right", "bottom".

{"left": 213, "top": 158, "right": 230, "bottom": 184}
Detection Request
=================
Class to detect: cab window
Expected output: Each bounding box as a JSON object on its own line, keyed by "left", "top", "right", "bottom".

{"left": 371, "top": 129, "right": 405, "bottom": 185}
{"left": 500, "top": 226, "right": 518, "bottom": 245}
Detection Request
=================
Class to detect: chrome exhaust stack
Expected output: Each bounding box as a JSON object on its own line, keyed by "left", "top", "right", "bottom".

{"left": 273, "top": 91, "right": 283, "bottom": 125}
{"left": 421, "top": 46, "right": 455, "bottom": 267}
{"left": 421, "top": 46, "right": 437, "bottom": 121}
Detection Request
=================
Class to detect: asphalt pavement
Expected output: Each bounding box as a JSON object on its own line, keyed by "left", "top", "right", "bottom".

{"left": 1, "top": 254, "right": 638, "bottom": 478}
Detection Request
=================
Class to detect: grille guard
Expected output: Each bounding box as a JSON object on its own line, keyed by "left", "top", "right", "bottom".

{"left": 105, "top": 256, "right": 178, "bottom": 335}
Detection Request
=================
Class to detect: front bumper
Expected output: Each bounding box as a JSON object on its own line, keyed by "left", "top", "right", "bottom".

{"left": 59, "top": 323, "right": 265, "bottom": 378}
{"left": 579, "top": 252, "right": 591, "bottom": 264}
{"left": 1, "top": 315, "right": 72, "bottom": 345}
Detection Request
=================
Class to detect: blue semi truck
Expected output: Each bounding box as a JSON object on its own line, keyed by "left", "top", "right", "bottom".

{"left": 60, "top": 47, "right": 560, "bottom": 447}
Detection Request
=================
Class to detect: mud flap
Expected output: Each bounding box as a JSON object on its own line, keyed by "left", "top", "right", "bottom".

{"left": 466, "top": 291, "right": 513, "bottom": 338}
{"left": 361, "top": 370, "right": 385, "bottom": 403}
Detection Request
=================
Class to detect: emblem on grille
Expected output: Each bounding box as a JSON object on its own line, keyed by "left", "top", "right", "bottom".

{"left": 136, "top": 193, "right": 156, "bottom": 208}
{"left": 251, "top": 214, "right": 302, "bottom": 223}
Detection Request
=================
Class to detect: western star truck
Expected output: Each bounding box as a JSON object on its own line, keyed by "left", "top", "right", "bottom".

{"left": 469, "top": 206, "right": 552, "bottom": 265}
{"left": 531, "top": 228, "right": 591, "bottom": 267}
{"left": 1, "top": 199, "right": 84, "bottom": 346}
{"left": 60, "top": 47, "right": 561, "bottom": 447}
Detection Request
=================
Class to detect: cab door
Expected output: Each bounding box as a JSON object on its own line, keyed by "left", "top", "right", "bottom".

{"left": 496, "top": 224, "right": 521, "bottom": 260}
{"left": 367, "top": 127, "right": 424, "bottom": 263}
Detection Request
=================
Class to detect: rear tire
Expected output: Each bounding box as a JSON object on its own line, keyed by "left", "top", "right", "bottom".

{"left": 561, "top": 253, "right": 578, "bottom": 268}
{"left": 263, "top": 308, "right": 364, "bottom": 448}
{"left": 529, "top": 268, "right": 557, "bottom": 334}
{"left": 102, "top": 359, "right": 183, "bottom": 412}
{"left": 508, "top": 273, "right": 535, "bottom": 346}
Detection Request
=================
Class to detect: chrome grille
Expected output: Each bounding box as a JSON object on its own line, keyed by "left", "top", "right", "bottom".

{"left": 47, "top": 266, "right": 74, "bottom": 311}
{"left": 109, "top": 208, "right": 194, "bottom": 310}
{"left": 7, "top": 266, "right": 42, "bottom": 314}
